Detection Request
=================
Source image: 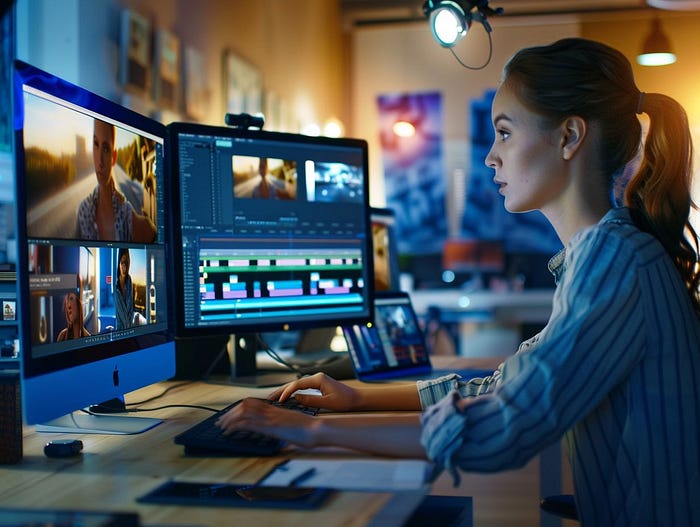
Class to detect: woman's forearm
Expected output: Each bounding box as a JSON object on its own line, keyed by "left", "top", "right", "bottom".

{"left": 354, "top": 383, "right": 422, "bottom": 411}
{"left": 313, "top": 413, "right": 426, "bottom": 457}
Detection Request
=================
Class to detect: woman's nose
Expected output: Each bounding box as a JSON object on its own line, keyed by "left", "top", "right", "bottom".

{"left": 484, "top": 148, "right": 498, "bottom": 168}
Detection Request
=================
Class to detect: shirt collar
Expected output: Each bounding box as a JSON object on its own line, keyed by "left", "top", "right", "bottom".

{"left": 546, "top": 207, "right": 632, "bottom": 284}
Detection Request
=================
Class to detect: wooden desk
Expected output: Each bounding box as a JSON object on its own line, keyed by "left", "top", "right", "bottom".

{"left": 0, "top": 380, "right": 426, "bottom": 527}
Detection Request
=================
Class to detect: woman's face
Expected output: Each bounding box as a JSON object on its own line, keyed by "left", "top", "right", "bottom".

{"left": 119, "top": 256, "right": 129, "bottom": 277}
{"left": 484, "top": 82, "right": 569, "bottom": 213}
{"left": 93, "top": 120, "right": 116, "bottom": 186}
{"left": 65, "top": 293, "right": 80, "bottom": 324}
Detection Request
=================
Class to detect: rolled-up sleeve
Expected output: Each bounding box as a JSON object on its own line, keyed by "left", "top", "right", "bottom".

{"left": 417, "top": 374, "right": 461, "bottom": 408}
{"left": 417, "top": 365, "right": 505, "bottom": 409}
{"left": 420, "top": 391, "right": 468, "bottom": 484}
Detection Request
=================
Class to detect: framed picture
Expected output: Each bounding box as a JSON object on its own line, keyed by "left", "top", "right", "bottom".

{"left": 183, "top": 46, "right": 208, "bottom": 121}
{"left": 264, "top": 90, "right": 279, "bottom": 131}
{"left": 223, "top": 51, "right": 262, "bottom": 117}
{"left": 120, "top": 9, "right": 151, "bottom": 94}
{"left": 2, "top": 300, "right": 15, "bottom": 321}
{"left": 153, "top": 29, "right": 180, "bottom": 110}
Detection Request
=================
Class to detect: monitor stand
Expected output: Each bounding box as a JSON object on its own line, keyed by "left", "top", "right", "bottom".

{"left": 35, "top": 413, "right": 162, "bottom": 434}
{"left": 227, "top": 333, "right": 298, "bottom": 388}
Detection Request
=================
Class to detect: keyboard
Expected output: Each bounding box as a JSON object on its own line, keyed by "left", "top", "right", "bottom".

{"left": 174, "top": 398, "right": 319, "bottom": 456}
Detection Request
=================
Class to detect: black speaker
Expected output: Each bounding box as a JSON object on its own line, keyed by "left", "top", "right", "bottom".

{"left": 0, "top": 370, "right": 22, "bottom": 464}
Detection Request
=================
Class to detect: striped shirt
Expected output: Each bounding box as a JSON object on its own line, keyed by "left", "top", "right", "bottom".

{"left": 418, "top": 207, "right": 700, "bottom": 526}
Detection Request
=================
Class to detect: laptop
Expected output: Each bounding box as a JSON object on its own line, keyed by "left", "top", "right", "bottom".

{"left": 342, "top": 291, "right": 495, "bottom": 382}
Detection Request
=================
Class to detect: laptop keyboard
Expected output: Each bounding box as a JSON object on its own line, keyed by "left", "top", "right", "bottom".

{"left": 174, "top": 398, "right": 319, "bottom": 456}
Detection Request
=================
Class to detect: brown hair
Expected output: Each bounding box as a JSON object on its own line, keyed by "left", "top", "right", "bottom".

{"left": 502, "top": 37, "right": 699, "bottom": 311}
{"left": 64, "top": 275, "right": 85, "bottom": 331}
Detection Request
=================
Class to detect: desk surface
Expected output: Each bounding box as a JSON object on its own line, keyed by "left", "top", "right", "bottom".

{"left": 0, "top": 380, "right": 428, "bottom": 527}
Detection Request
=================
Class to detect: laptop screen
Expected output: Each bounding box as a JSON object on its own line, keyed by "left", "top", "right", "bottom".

{"left": 343, "top": 291, "right": 431, "bottom": 376}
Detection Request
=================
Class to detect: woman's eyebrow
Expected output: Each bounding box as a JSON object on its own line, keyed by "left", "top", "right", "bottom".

{"left": 493, "top": 113, "right": 512, "bottom": 126}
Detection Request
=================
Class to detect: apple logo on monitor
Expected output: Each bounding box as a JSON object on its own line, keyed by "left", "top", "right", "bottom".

{"left": 113, "top": 365, "right": 120, "bottom": 387}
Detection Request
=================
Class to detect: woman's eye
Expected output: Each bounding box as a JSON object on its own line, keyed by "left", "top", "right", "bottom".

{"left": 496, "top": 129, "right": 510, "bottom": 141}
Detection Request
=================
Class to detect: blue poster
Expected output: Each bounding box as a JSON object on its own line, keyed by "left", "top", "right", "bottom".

{"left": 377, "top": 92, "right": 447, "bottom": 255}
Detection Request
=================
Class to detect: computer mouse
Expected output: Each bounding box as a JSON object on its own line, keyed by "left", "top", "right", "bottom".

{"left": 44, "top": 439, "right": 83, "bottom": 458}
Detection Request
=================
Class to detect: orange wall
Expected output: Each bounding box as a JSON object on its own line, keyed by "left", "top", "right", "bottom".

{"left": 118, "top": 0, "right": 348, "bottom": 129}
{"left": 583, "top": 11, "right": 700, "bottom": 125}
{"left": 351, "top": 10, "right": 700, "bottom": 211}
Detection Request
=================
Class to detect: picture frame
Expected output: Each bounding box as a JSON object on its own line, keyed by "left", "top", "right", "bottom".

{"left": 120, "top": 9, "right": 151, "bottom": 95}
{"left": 183, "top": 45, "right": 208, "bottom": 121}
{"left": 264, "top": 89, "right": 280, "bottom": 131}
{"left": 153, "top": 28, "right": 180, "bottom": 110}
{"left": 222, "top": 51, "right": 262, "bottom": 117}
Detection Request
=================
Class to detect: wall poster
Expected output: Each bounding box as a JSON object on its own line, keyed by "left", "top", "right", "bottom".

{"left": 377, "top": 92, "right": 447, "bottom": 256}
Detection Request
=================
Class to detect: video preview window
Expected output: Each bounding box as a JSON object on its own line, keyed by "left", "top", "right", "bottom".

{"left": 22, "top": 90, "right": 159, "bottom": 243}
{"left": 233, "top": 155, "right": 297, "bottom": 200}
{"left": 27, "top": 244, "right": 166, "bottom": 357}
{"left": 230, "top": 153, "right": 363, "bottom": 205}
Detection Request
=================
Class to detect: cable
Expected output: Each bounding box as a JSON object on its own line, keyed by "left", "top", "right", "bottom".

{"left": 80, "top": 403, "right": 221, "bottom": 416}
{"left": 125, "top": 380, "right": 193, "bottom": 406}
{"left": 449, "top": 27, "right": 493, "bottom": 70}
{"left": 255, "top": 333, "right": 305, "bottom": 377}
{"left": 200, "top": 338, "right": 230, "bottom": 380}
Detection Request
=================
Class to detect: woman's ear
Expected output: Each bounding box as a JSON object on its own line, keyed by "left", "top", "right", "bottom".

{"left": 560, "top": 116, "right": 587, "bottom": 161}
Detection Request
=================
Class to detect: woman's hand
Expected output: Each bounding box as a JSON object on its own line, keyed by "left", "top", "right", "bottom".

{"left": 215, "top": 398, "right": 320, "bottom": 448}
{"left": 268, "top": 373, "right": 360, "bottom": 412}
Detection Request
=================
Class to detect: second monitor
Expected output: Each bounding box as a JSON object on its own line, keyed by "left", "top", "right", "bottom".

{"left": 166, "top": 123, "right": 374, "bottom": 384}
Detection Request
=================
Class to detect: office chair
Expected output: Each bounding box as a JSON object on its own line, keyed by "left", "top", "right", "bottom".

{"left": 540, "top": 494, "right": 579, "bottom": 521}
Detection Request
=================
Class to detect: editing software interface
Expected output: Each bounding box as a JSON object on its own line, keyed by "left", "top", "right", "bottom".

{"left": 14, "top": 60, "right": 174, "bottom": 430}
{"left": 20, "top": 77, "right": 169, "bottom": 366}
{"left": 169, "top": 124, "right": 374, "bottom": 337}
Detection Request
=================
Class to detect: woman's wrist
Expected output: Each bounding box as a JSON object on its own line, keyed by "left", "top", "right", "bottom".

{"left": 310, "top": 417, "right": 331, "bottom": 447}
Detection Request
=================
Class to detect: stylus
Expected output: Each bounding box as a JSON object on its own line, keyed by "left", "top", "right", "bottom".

{"left": 289, "top": 467, "right": 316, "bottom": 487}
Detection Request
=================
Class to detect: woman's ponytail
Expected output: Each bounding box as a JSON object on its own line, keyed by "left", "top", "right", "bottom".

{"left": 625, "top": 92, "right": 700, "bottom": 312}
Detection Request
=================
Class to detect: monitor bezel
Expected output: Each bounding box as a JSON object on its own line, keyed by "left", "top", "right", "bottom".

{"left": 13, "top": 59, "right": 174, "bottom": 383}
{"left": 165, "top": 121, "right": 375, "bottom": 339}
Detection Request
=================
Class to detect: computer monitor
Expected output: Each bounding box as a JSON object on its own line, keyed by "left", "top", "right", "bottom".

{"left": 166, "top": 122, "right": 374, "bottom": 385}
{"left": 13, "top": 60, "right": 175, "bottom": 433}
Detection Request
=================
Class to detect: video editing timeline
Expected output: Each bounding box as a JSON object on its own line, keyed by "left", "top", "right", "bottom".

{"left": 174, "top": 128, "right": 371, "bottom": 331}
{"left": 197, "top": 239, "right": 365, "bottom": 324}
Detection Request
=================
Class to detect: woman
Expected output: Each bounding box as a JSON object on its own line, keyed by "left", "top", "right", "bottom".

{"left": 76, "top": 119, "right": 156, "bottom": 242}
{"left": 216, "top": 38, "right": 700, "bottom": 525}
{"left": 115, "top": 248, "right": 134, "bottom": 330}
{"left": 56, "top": 289, "right": 90, "bottom": 341}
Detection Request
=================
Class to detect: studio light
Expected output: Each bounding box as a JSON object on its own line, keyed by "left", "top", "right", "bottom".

{"left": 422, "top": 0, "right": 503, "bottom": 69}
{"left": 637, "top": 17, "right": 676, "bottom": 66}
{"left": 428, "top": 1, "right": 468, "bottom": 47}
